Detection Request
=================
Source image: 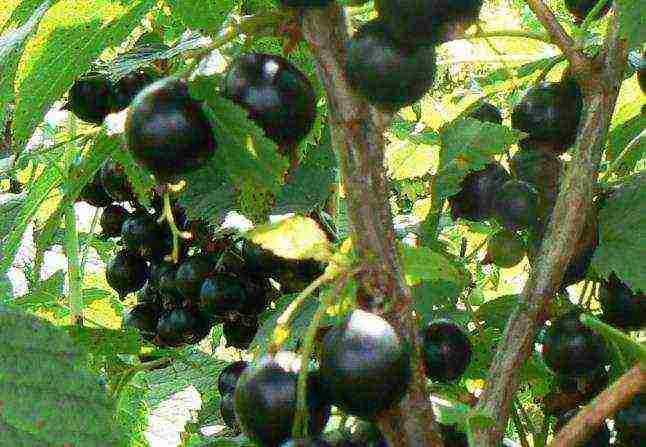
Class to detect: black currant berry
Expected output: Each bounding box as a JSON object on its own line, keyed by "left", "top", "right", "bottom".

{"left": 375, "top": 0, "right": 483, "bottom": 47}
{"left": 556, "top": 409, "right": 610, "bottom": 447}
{"left": 126, "top": 77, "right": 216, "bottom": 182}
{"left": 78, "top": 173, "right": 112, "bottom": 207}
{"left": 222, "top": 53, "right": 316, "bottom": 148}
{"left": 280, "top": 0, "right": 331, "bottom": 7}
{"left": 100, "top": 160, "right": 135, "bottom": 203}
{"left": 345, "top": 20, "right": 436, "bottom": 111}
{"left": 100, "top": 204, "right": 130, "bottom": 238}
{"left": 234, "top": 352, "right": 331, "bottom": 447}
{"left": 106, "top": 250, "right": 149, "bottom": 298}
{"left": 542, "top": 311, "right": 607, "bottom": 378}
{"left": 439, "top": 424, "right": 468, "bottom": 447}
{"left": 494, "top": 180, "right": 539, "bottom": 231}
{"left": 123, "top": 303, "right": 162, "bottom": 341}
{"left": 275, "top": 259, "right": 325, "bottom": 295}
{"left": 121, "top": 212, "right": 172, "bottom": 259}
{"left": 220, "top": 394, "right": 239, "bottom": 431}
{"left": 280, "top": 439, "right": 331, "bottom": 447}
{"left": 600, "top": 275, "right": 646, "bottom": 331}
{"left": 468, "top": 102, "right": 503, "bottom": 125}
{"left": 137, "top": 281, "right": 161, "bottom": 305}
{"left": 320, "top": 309, "right": 411, "bottom": 418}
{"left": 201, "top": 274, "right": 248, "bottom": 318}
{"left": 564, "top": 0, "right": 611, "bottom": 23}
{"left": 156, "top": 308, "right": 210, "bottom": 347}
{"left": 218, "top": 361, "right": 249, "bottom": 396}
{"left": 512, "top": 80, "right": 582, "bottom": 151}
{"left": 510, "top": 142, "right": 563, "bottom": 211}
{"left": 112, "top": 71, "right": 155, "bottom": 112}
{"left": 639, "top": 54, "right": 646, "bottom": 95}
{"left": 67, "top": 74, "right": 114, "bottom": 124}
{"left": 485, "top": 229, "right": 526, "bottom": 269}
{"left": 223, "top": 318, "right": 259, "bottom": 350}
{"left": 175, "top": 256, "right": 212, "bottom": 299}
{"left": 449, "top": 163, "right": 511, "bottom": 222}
{"left": 558, "top": 367, "right": 609, "bottom": 403}
{"left": 422, "top": 319, "right": 472, "bottom": 382}
{"left": 615, "top": 394, "right": 645, "bottom": 446}
{"left": 151, "top": 262, "right": 180, "bottom": 297}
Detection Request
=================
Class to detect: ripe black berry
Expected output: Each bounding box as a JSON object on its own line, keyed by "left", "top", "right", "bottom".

{"left": 121, "top": 213, "right": 172, "bottom": 259}
{"left": 126, "top": 77, "right": 216, "bottom": 182}
{"left": 639, "top": 54, "right": 646, "bottom": 95}
{"left": 100, "top": 160, "right": 135, "bottom": 203}
{"left": 375, "top": 0, "right": 484, "bottom": 47}
{"left": 422, "top": 319, "right": 472, "bottom": 382}
{"left": 67, "top": 74, "right": 114, "bottom": 124}
{"left": 542, "top": 311, "right": 607, "bottom": 377}
{"left": 558, "top": 367, "right": 608, "bottom": 403}
{"left": 106, "top": 250, "right": 149, "bottom": 298}
{"left": 220, "top": 394, "right": 239, "bottom": 431}
{"left": 564, "top": 0, "right": 610, "bottom": 23}
{"left": 556, "top": 409, "right": 610, "bottom": 447}
{"left": 494, "top": 180, "right": 539, "bottom": 231}
{"left": 175, "top": 256, "right": 212, "bottom": 299}
{"left": 320, "top": 309, "right": 411, "bottom": 418}
{"left": 156, "top": 308, "right": 210, "bottom": 347}
{"left": 485, "top": 229, "right": 526, "bottom": 268}
{"left": 599, "top": 275, "right": 646, "bottom": 330}
{"left": 449, "top": 163, "right": 511, "bottom": 222}
{"left": 112, "top": 71, "right": 155, "bottom": 112}
{"left": 234, "top": 352, "right": 331, "bottom": 447}
{"left": 151, "top": 262, "right": 180, "bottom": 298}
{"left": 123, "top": 303, "right": 162, "bottom": 341}
{"left": 200, "top": 274, "right": 248, "bottom": 317}
{"left": 346, "top": 20, "right": 436, "bottom": 111}
{"left": 78, "top": 173, "right": 112, "bottom": 207}
{"left": 218, "top": 361, "right": 249, "bottom": 396}
{"left": 615, "top": 394, "right": 645, "bottom": 446}
{"left": 512, "top": 80, "right": 582, "bottom": 152}
{"left": 222, "top": 53, "right": 316, "bottom": 148}
{"left": 224, "top": 318, "right": 259, "bottom": 350}
{"left": 510, "top": 142, "right": 562, "bottom": 206}
{"left": 100, "top": 204, "right": 130, "bottom": 238}
{"left": 469, "top": 102, "right": 503, "bottom": 125}
{"left": 137, "top": 281, "right": 161, "bottom": 305}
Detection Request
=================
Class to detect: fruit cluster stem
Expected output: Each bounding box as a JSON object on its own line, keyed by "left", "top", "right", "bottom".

{"left": 65, "top": 114, "right": 83, "bottom": 326}
{"left": 299, "top": 5, "right": 442, "bottom": 446}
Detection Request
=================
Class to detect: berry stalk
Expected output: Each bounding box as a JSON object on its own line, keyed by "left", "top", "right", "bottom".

{"left": 65, "top": 114, "right": 83, "bottom": 326}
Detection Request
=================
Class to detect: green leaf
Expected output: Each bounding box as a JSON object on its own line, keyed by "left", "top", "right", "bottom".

{"left": 111, "top": 144, "right": 154, "bottom": 208}
{"left": 246, "top": 216, "right": 332, "bottom": 262}
{"left": 273, "top": 130, "right": 337, "bottom": 214}
{"left": 0, "top": 272, "right": 13, "bottom": 301}
{"left": 0, "top": 305, "right": 125, "bottom": 445}
{"left": 616, "top": 0, "right": 646, "bottom": 50}
{"left": 0, "top": 0, "right": 51, "bottom": 130}
{"left": 592, "top": 172, "right": 646, "bottom": 292}
{"left": 386, "top": 140, "right": 437, "bottom": 180}
{"left": 66, "top": 326, "right": 142, "bottom": 357}
{"left": 401, "top": 245, "right": 468, "bottom": 287}
{"left": 165, "top": 0, "right": 234, "bottom": 36}
{"left": 11, "top": 0, "right": 156, "bottom": 150}
{"left": 412, "top": 280, "right": 464, "bottom": 325}
{"left": 580, "top": 313, "right": 646, "bottom": 365}
{"left": 606, "top": 101, "right": 645, "bottom": 175}
{"left": 7, "top": 270, "right": 65, "bottom": 310}
{"left": 434, "top": 118, "right": 523, "bottom": 201}
{"left": 0, "top": 193, "right": 25, "bottom": 237}
{"left": 475, "top": 294, "right": 520, "bottom": 331}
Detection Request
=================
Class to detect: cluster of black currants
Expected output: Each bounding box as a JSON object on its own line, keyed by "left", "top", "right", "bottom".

{"left": 344, "top": 1, "right": 484, "bottom": 111}
{"left": 213, "top": 310, "right": 473, "bottom": 446}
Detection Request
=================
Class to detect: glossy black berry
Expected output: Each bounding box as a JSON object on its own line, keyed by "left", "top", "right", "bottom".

{"left": 100, "top": 160, "right": 135, "bottom": 203}
{"left": 126, "top": 77, "right": 216, "bottom": 182}
{"left": 556, "top": 409, "right": 610, "bottom": 447}
{"left": 106, "top": 250, "right": 149, "bottom": 298}
{"left": 558, "top": 367, "right": 609, "bottom": 403}
{"left": 137, "top": 281, "right": 161, "bottom": 305}
{"left": 468, "top": 102, "right": 503, "bottom": 125}
{"left": 121, "top": 213, "right": 172, "bottom": 259}
{"left": 175, "top": 256, "right": 212, "bottom": 299}
{"left": 510, "top": 142, "right": 562, "bottom": 209}
{"left": 200, "top": 274, "right": 248, "bottom": 317}
{"left": 542, "top": 311, "right": 607, "bottom": 378}
{"left": 320, "top": 309, "right": 411, "bottom": 418}
{"left": 234, "top": 352, "right": 331, "bottom": 447}
{"left": 220, "top": 394, "right": 239, "bottom": 431}
{"left": 123, "top": 303, "right": 162, "bottom": 341}
{"left": 512, "top": 80, "right": 582, "bottom": 151}
{"left": 600, "top": 275, "right": 646, "bottom": 330}
{"left": 449, "top": 163, "right": 511, "bottom": 222}
{"left": 224, "top": 318, "right": 259, "bottom": 350}
{"left": 639, "top": 54, "right": 646, "bottom": 95}
{"left": 485, "top": 229, "right": 526, "bottom": 268}
{"left": 375, "top": 0, "right": 483, "bottom": 47}
{"left": 564, "top": 0, "right": 611, "bottom": 22}
{"left": 422, "top": 319, "right": 472, "bottom": 382}
{"left": 151, "top": 262, "right": 180, "bottom": 297}
{"left": 218, "top": 361, "right": 249, "bottom": 396}
{"left": 100, "top": 204, "right": 130, "bottom": 238}
{"left": 156, "top": 308, "right": 210, "bottom": 347}
{"left": 222, "top": 53, "right": 316, "bottom": 148}
{"left": 78, "top": 173, "right": 112, "bottom": 207}
{"left": 615, "top": 394, "right": 645, "bottom": 446}
{"left": 112, "top": 71, "right": 155, "bottom": 112}
{"left": 345, "top": 20, "right": 437, "bottom": 111}
{"left": 67, "top": 74, "right": 114, "bottom": 124}
{"left": 494, "top": 180, "right": 539, "bottom": 231}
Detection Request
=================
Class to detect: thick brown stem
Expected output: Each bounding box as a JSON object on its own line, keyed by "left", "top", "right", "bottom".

{"left": 299, "top": 5, "right": 442, "bottom": 447}
{"left": 550, "top": 365, "right": 646, "bottom": 447}
{"left": 471, "top": 8, "right": 627, "bottom": 446}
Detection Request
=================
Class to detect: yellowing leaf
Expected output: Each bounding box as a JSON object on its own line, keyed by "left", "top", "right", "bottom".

{"left": 386, "top": 140, "right": 437, "bottom": 180}
{"left": 247, "top": 216, "right": 332, "bottom": 262}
